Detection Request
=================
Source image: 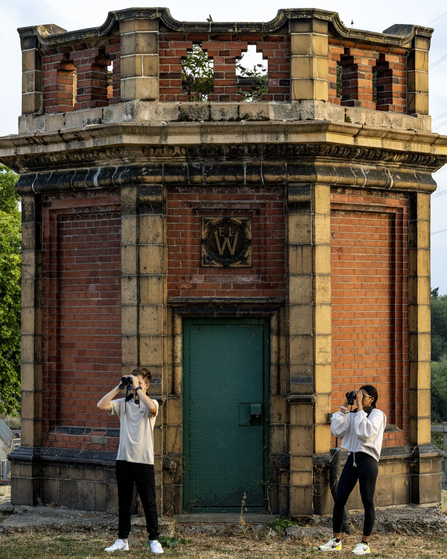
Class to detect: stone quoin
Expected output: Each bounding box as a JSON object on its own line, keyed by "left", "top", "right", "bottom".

{"left": 0, "top": 7, "right": 446, "bottom": 516}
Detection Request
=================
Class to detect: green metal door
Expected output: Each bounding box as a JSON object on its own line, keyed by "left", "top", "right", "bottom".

{"left": 183, "top": 318, "right": 269, "bottom": 512}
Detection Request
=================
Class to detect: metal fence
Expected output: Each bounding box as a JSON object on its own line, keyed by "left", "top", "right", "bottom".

{"left": 431, "top": 422, "right": 447, "bottom": 489}
{"left": 0, "top": 460, "right": 10, "bottom": 482}
{"left": 0, "top": 419, "right": 12, "bottom": 449}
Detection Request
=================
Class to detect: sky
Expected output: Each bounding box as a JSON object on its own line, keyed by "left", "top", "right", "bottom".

{"left": 0, "top": 0, "right": 446, "bottom": 293}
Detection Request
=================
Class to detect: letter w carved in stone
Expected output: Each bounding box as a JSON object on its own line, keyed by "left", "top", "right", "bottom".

{"left": 214, "top": 230, "right": 239, "bottom": 256}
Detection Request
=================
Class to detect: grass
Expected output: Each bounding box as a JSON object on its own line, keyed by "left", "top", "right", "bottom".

{"left": 1, "top": 490, "right": 446, "bottom": 558}
{"left": 1, "top": 531, "right": 447, "bottom": 559}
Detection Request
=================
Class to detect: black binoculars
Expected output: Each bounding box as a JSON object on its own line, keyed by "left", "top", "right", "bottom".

{"left": 345, "top": 391, "right": 357, "bottom": 406}
{"left": 119, "top": 376, "right": 133, "bottom": 390}
{"left": 119, "top": 376, "right": 140, "bottom": 404}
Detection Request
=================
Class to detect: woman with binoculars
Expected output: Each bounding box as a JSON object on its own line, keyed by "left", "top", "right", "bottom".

{"left": 319, "top": 385, "right": 386, "bottom": 556}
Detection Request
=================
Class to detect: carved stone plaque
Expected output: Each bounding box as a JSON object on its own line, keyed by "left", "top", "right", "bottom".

{"left": 201, "top": 217, "right": 252, "bottom": 268}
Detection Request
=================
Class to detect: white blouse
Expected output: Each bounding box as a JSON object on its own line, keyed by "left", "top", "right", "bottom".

{"left": 331, "top": 408, "right": 387, "bottom": 462}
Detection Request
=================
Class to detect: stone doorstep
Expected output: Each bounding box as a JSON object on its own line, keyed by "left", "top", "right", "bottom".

{"left": 174, "top": 512, "right": 278, "bottom": 524}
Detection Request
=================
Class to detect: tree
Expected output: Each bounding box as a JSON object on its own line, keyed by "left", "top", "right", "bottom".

{"left": 182, "top": 44, "right": 214, "bottom": 101}
{"left": 432, "top": 358, "right": 447, "bottom": 422}
{"left": 181, "top": 44, "right": 268, "bottom": 102}
{"left": 431, "top": 289, "right": 447, "bottom": 361}
{"left": 0, "top": 164, "right": 21, "bottom": 416}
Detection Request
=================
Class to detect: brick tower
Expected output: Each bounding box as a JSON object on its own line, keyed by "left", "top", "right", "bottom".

{"left": 0, "top": 8, "right": 445, "bottom": 515}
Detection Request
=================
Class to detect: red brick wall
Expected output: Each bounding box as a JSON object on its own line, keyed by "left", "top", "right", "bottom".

{"left": 330, "top": 188, "right": 409, "bottom": 447}
{"left": 328, "top": 40, "right": 407, "bottom": 112}
{"left": 158, "top": 32, "right": 290, "bottom": 102}
{"left": 42, "top": 196, "right": 122, "bottom": 451}
{"left": 167, "top": 186, "right": 285, "bottom": 298}
{"left": 42, "top": 39, "right": 121, "bottom": 113}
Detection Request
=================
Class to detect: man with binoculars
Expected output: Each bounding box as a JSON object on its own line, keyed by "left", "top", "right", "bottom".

{"left": 97, "top": 367, "right": 163, "bottom": 554}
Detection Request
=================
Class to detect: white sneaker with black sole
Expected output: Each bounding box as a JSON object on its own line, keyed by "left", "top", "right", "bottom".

{"left": 104, "top": 539, "right": 129, "bottom": 552}
{"left": 318, "top": 538, "right": 342, "bottom": 551}
{"left": 352, "top": 542, "right": 371, "bottom": 555}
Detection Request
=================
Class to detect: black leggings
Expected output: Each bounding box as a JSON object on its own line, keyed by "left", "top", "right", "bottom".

{"left": 333, "top": 452, "right": 378, "bottom": 537}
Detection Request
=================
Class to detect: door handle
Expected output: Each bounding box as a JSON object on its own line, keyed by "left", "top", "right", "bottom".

{"left": 238, "top": 403, "right": 262, "bottom": 426}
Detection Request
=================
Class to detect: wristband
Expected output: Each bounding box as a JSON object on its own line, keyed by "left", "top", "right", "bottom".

{"left": 340, "top": 406, "right": 347, "bottom": 414}
{"left": 135, "top": 386, "right": 142, "bottom": 392}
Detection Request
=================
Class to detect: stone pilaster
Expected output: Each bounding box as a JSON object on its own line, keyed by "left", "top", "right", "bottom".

{"left": 20, "top": 36, "right": 42, "bottom": 115}
{"left": 121, "top": 185, "right": 140, "bottom": 375}
{"left": 290, "top": 18, "right": 328, "bottom": 102}
{"left": 287, "top": 184, "right": 314, "bottom": 516}
{"left": 408, "top": 192, "right": 441, "bottom": 503}
{"left": 138, "top": 185, "right": 165, "bottom": 513}
{"left": 120, "top": 18, "right": 159, "bottom": 101}
{"left": 11, "top": 195, "right": 43, "bottom": 505}
{"left": 312, "top": 184, "right": 331, "bottom": 455}
{"left": 407, "top": 34, "right": 429, "bottom": 115}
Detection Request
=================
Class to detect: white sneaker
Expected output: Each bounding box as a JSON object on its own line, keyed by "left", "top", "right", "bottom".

{"left": 318, "top": 538, "right": 342, "bottom": 551}
{"left": 352, "top": 542, "right": 370, "bottom": 555}
{"left": 104, "top": 539, "right": 129, "bottom": 552}
{"left": 150, "top": 540, "right": 164, "bottom": 554}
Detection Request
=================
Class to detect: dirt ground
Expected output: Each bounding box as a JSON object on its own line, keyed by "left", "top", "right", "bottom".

{"left": 1, "top": 486, "right": 447, "bottom": 558}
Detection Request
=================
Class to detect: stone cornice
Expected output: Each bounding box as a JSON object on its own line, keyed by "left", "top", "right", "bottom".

{"left": 17, "top": 8, "right": 431, "bottom": 49}
{"left": 13, "top": 150, "right": 438, "bottom": 196}
{"left": 5, "top": 143, "right": 446, "bottom": 175}
{"left": 1, "top": 121, "right": 446, "bottom": 175}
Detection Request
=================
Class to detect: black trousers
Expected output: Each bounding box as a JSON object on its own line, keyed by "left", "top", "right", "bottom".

{"left": 116, "top": 460, "right": 159, "bottom": 540}
{"left": 333, "top": 452, "right": 378, "bottom": 537}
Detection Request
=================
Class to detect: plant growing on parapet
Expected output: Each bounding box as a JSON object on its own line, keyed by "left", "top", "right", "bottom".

{"left": 182, "top": 44, "right": 214, "bottom": 101}
{"left": 181, "top": 44, "right": 268, "bottom": 102}
{"left": 236, "top": 61, "right": 268, "bottom": 102}
{"left": 0, "top": 164, "right": 21, "bottom": 416}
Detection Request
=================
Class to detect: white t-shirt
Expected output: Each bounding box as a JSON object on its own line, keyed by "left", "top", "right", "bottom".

{"left": 109, "top": 397, "right": 159, "bottom": 465}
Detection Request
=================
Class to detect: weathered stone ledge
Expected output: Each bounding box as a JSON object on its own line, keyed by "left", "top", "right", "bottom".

{"left": 16, "top": 100, "right": 432, "bottom": 136}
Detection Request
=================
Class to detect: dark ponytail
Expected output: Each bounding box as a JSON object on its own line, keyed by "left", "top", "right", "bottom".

{"left": 360, "top": 385, "right": 378, "bottom": 408}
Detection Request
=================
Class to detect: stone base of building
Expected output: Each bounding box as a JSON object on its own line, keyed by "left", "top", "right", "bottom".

{"left": 9, "top": 444, "right": 443, "bottom": 515}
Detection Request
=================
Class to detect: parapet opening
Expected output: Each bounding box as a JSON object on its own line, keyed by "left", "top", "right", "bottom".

{"left": 90, "top": 48, "right": 110, "bottom": 107}
{"left": 375, "top": 56, "right": 392, "bottom": 111}
{"left": 56, "top": 55, "right": 77, "bottom": 111}
{"left": 336, "top": 63, "right": 342, "bottom": 99}
{"left": 107, "top": 63, "right": 113, "bottom": 100}
{"left": 181, "top": 44, "right": 214, "bottom": 102}
{"left": 235, "top": 45, "right": 268, "bottom": 102}
{"left": 372, "top": 67, "right": 378, "bottom": 103}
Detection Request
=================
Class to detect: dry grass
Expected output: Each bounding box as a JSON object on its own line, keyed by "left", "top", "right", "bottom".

{"left": 0, "top": 490, "right": 446, "bottom": 558}
{"left": 0, "top": 530, "right": 447, "bottom": 559}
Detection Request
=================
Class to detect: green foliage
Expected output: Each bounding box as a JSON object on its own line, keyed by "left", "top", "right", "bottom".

{"left": 432, "top": 358, "right": 447, "bottom": 422}
{"left": 236, "top": 62, "right": 268, "bottom": 102}
{"left": 431, "top": 290, "right": 447, "bottom": 361}
{"left": 336, "top": 64, "right": 343, "bottom": 99}
{"left": 157, "top": 535, "right": 192, "bottom": 549}
{"left": 0, "top": 164, "right": 21, "bottom": 416}
{"left": 182, "top": 44, "right": 214, "bottom": 101}
{"left": 181, "top": 44, "right": 268, "bottom": 103}
{"left": 432, "top": 430, "right": 444, "bottom": 450}
{"left": 270, "top": 515, "right": 296, "bottom": 531}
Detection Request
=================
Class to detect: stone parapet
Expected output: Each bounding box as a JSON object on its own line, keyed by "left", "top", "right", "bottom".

{"left": 16, "top": 99, "right": 433, "bottom": 135}
{"left": 16, "top": 8, "right": 432, "bottom": 117}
